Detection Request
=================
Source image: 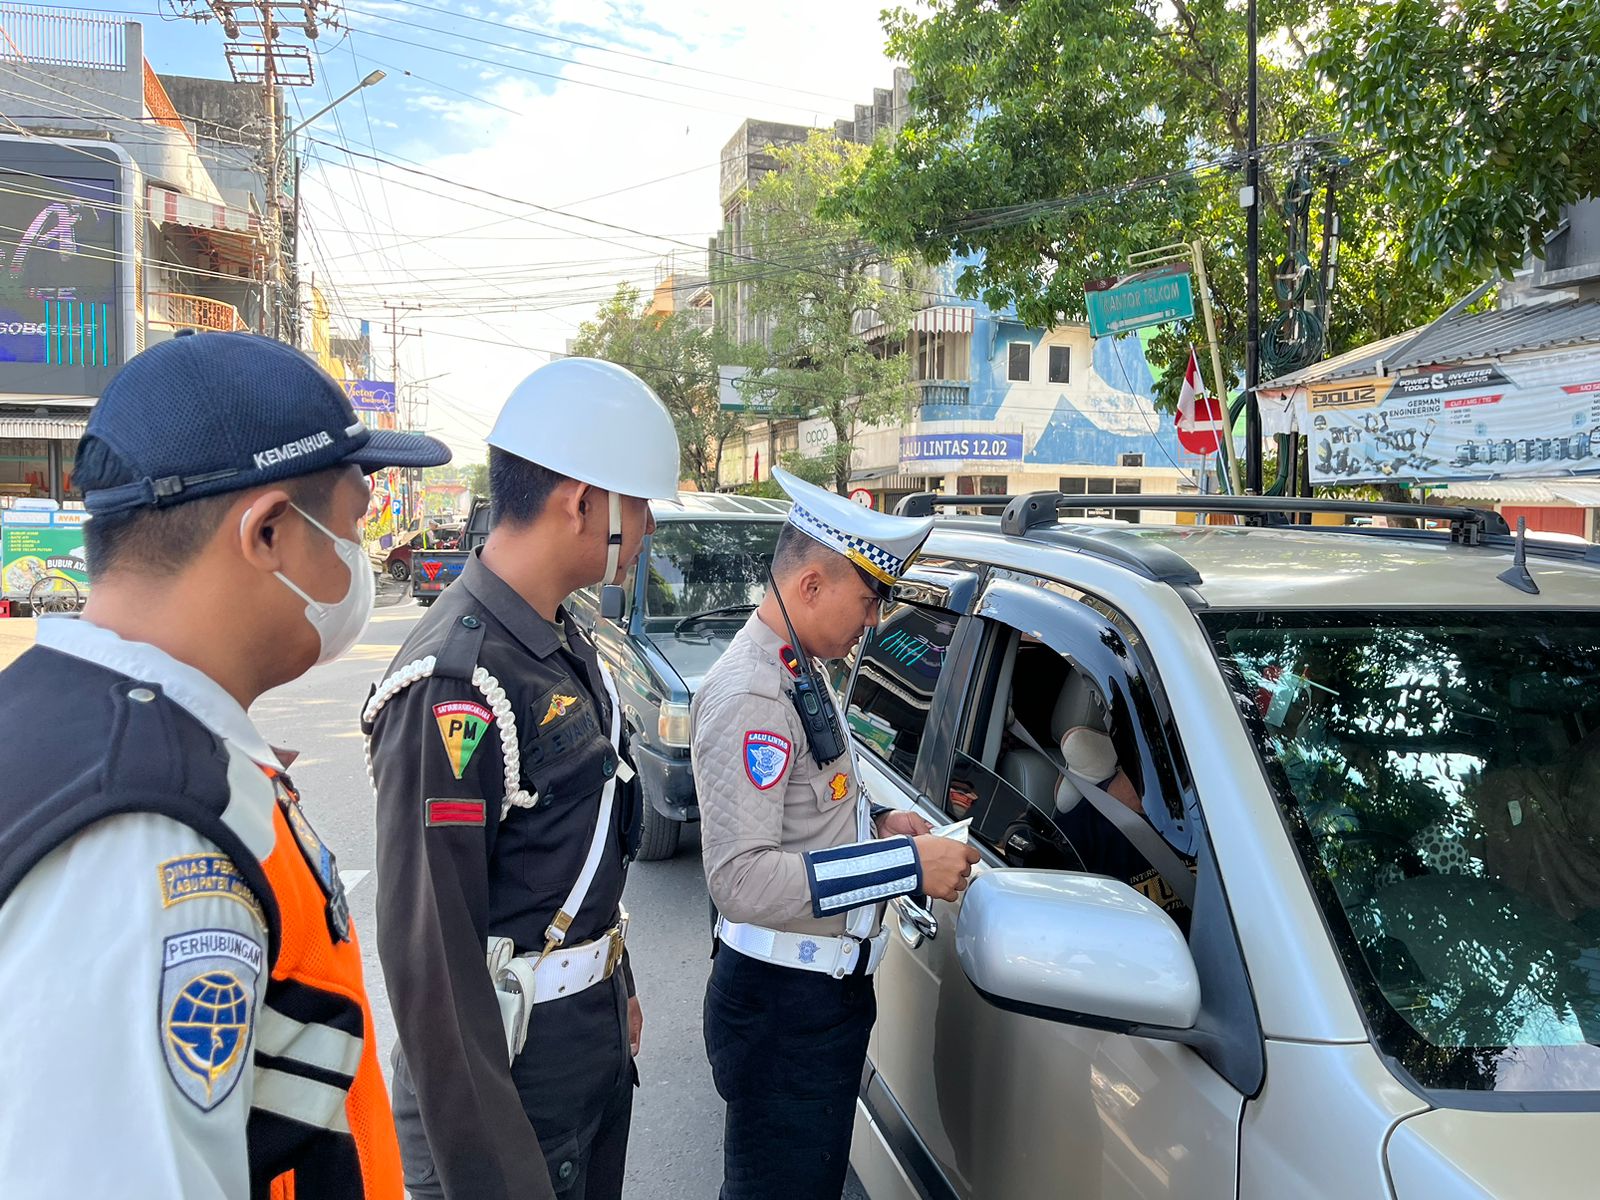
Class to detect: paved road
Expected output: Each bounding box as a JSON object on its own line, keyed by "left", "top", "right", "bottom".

{"left": 253, "top": 583, "right": 866, "bottom": 1199}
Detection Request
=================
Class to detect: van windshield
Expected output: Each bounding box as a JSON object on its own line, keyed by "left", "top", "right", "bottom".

{"left": 1204, "top": 610, "right": 1600, "bottom": 1095}
{"left": 642, "top": 521, "right": 780, "bottom": 620}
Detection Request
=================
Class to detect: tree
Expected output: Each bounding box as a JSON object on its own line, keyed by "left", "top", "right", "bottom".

{"left": 733, "top": 131, "right": 919, "bottom": 494}
{"left": 568, "top": 286, "right": 742, "bottom": 492}
{"left": 836, "top": 0, "right": 1480, "bottom": 410}
{"left": 461, "top": 459, "right": 488, "bottom": 503}
{"left": 1317, "top": 0, "right": 1600, "bottom": 279}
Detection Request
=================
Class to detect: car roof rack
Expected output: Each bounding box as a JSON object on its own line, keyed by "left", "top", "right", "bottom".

{"left": 995, "top": 492, "right": 1511, "bottom": 546}
{"left": 894, "top": 493, "right": 1203, "bottom": 586}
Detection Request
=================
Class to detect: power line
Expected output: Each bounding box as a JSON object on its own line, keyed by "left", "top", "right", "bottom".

{"left": 345, "top": 0, "right": 859, "bottom": 105}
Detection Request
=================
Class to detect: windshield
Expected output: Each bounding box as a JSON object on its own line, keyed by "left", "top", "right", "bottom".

{"left": 1204, "top": 610, "right": 1600, "bottom": 1095}
{"left": 642, "top": 520, "right": 780, "bottom": 619}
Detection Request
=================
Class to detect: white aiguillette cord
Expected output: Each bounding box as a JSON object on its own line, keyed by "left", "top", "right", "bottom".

{"left": 538, "top": 658, "right": 634, "bottom": 957}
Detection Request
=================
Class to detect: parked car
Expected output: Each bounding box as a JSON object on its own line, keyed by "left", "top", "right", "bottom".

{"left": 570, "top": 492, "right": 789, "bottom": 859}
{"left": 846, "top": 490, "right": 1600, "bottom": 1200}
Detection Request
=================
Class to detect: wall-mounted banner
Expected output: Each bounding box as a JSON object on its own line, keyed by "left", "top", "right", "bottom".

{"left": 344, "top": 380, "right": 396, "bottom": 413}
{"left": 1296, "top": 347, "right": 1600, "bottom": 484}
{"left": 900, "top": 433, "right": 1023, "bottom": 463}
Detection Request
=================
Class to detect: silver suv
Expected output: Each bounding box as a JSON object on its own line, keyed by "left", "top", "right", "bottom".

{"left": 844, "top": 492, "right": 1600, "bottom": 1200}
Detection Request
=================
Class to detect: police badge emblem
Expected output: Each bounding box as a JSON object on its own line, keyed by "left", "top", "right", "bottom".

{"left": 743, "top": 730, "right": 792, "bottom": 791}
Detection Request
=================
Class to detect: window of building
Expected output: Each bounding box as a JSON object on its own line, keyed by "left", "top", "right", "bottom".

{"left": 0, "top": 439, "right": 50, "bottom": 499}
{"left": 1048, "top": 345, "right": 1071, "bottom": 383}
{"left": 1007, "top": 342, "right": 1031, "bottom": 382}
{"left": 1059, "top": 475, "right": 1142, "bottom": 522}
{"left": 915, "top": 331, "right": 971, "bottom": 382}
{"left": 956, "top": 475, "right": 1008, "bottom": 496}
{"left": 847, "top": 603, "right": 960, "bottom": 779}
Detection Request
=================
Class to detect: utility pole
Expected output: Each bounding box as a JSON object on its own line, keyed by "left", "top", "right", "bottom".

{"left": 184, "top": 1, "right": 320, "bottom": 340}
{"left": 1243, "top": 0, "right": 1263, "bottom": 492}
{"left": 382, "top": 302, "right": 421, "bottom": 525}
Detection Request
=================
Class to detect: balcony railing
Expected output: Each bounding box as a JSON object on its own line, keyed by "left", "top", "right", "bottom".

{"left": 147, "top": 291, "right": 250, "bottom": 334}
{"left": 917, "top": 379, "right": 970, "bottom": 407}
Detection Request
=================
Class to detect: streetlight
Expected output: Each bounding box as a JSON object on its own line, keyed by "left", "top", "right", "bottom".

{"left": 285, "top": 70, "right": 386, "bottom": 145}
{"left": 269, "top": 68, "right": 384, "bottom": 345}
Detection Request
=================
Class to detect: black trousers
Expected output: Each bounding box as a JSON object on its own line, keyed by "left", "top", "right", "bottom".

{"left": 704, "top": 945, "right": 876, "bottom": 1200}
{"left": 394, "top": 972, "right": 636, "bottom": 1199}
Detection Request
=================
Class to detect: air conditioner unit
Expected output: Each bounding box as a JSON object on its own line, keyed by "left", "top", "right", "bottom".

{"left": 1118, "top": 453, "right": 1145, "bottom": 468}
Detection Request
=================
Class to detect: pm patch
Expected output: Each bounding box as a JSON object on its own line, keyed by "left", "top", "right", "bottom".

{"left": 827, "top": 772, "right": 850, "bottom": 803}
{"left": 744, "top": 730, "right": 792, "bottom": 791}
{"left": 160, "top": 929, "right": 263, "bottom": 1112}
{"left": 159, "top": 854, "right": 266, "bottom": 927}
{"left": 434, "top": 700, "right": 493, "bottom": 779}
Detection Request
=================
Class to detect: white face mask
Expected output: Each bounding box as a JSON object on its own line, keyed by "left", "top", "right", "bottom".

{"left": 251, "top": 503, "right": 375, "bottom": 666}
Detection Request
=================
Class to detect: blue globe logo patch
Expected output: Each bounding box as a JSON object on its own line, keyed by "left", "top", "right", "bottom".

{"left": 166, "top": 971, "right": 251, "bottom": 1101}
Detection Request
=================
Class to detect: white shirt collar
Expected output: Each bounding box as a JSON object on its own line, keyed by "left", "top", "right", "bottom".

{"left": 36, "top": 616, "right": 280, "bottom": 767}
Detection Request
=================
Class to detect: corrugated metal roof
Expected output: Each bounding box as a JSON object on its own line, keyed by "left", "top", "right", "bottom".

{"left": 1263, "top": 299, "right": 1600, "bottom": 388}
{"left": 1439, "top": 479, "right": 1600, "bottom": 505}
{"left": 0, "top": 415, "right": 88, "bottom": 440}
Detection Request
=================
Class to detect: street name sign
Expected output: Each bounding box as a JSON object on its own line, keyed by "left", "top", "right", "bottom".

{"left": 1085, "top": 271, "right": 1195, "bottom": 337}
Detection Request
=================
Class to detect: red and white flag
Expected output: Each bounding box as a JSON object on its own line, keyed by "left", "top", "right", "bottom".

{"left": 1177, "top": 346, "right": 1205, "bottom": 427}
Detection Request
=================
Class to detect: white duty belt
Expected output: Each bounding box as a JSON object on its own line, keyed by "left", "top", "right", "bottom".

{"left": 716, "top": 916, "right": 890, "bottom": 980}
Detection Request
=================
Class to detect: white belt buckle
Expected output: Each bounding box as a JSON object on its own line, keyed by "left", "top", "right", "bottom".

{"left": 830, "top": 934, "right": 862, "bottom": 980}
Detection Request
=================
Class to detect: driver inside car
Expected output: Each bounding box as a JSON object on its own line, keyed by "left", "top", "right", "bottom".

{"left": 1053, "top": 726, "right": 1197, "bottom": 924}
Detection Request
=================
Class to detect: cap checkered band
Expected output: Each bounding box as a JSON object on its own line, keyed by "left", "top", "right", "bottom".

{"left": 790, "top": 502, "right": 905, "bottom": 581}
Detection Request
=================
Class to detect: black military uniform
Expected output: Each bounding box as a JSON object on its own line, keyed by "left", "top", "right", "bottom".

{"left": 364, "top": 550, "right": 641, "bottom": 1200}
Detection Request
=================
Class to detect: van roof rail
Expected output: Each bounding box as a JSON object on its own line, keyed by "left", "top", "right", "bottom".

{"left": 998, "top": 493, "right": 1510, "bottom": 546}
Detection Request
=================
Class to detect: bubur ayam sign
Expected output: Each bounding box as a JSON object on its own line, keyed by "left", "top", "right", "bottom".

{"left": 1299, "top": 347, "right": 1600, "bottom": 485}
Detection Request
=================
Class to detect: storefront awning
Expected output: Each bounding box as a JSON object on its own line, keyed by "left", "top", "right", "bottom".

{"left": 0, "top": 415, "right": 89, "bottom": 439}
{"left": 148, "top": 184, "right": 259, "bottom": 236}
{"left": 913, "top": 306, "right": 976, "bottom": 335}
{"left": 1440, "top": 479, "right": 1600, "bottom": 505}
{"left": 147, "top": 185, "right": 263, "bottom": 269}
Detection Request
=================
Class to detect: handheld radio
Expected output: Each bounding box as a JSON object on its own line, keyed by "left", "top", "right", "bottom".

{"left": 769, "top": 571, "right": 849, "bottom": 767}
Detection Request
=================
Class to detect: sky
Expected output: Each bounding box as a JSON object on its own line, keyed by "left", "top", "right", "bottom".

{"left": 114, "top": 0, "right": 903, "bottom": 464}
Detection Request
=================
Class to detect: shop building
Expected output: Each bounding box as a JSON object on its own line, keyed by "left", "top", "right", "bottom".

{"left": 0, "top": 9, "right": 268, "bottom": 504}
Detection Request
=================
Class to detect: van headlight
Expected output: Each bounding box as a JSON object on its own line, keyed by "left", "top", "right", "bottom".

{"left": 658, "top": 701, "right": 692, "bottom": 748}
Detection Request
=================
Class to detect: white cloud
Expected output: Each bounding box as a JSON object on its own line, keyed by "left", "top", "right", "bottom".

{"left": 302, "top": 0, "right": 899, "bottom": 464}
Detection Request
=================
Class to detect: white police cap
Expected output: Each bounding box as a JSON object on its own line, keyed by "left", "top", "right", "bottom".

{"left": 772, "top": 467, "right": 934, "bottom": 595}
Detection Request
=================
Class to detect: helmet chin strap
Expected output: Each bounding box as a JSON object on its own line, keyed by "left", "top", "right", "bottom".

{"left": 603, "top": 491, "right": 623, "bottom": 584}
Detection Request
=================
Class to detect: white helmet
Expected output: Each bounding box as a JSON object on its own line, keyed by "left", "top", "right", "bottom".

{"left": 486, "top": 357, "right": 680, "bottom": 500}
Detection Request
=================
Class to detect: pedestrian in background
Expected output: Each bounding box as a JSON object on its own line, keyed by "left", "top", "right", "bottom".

{"left": 0, "top": 332, "right": 449, "bottom": 1197}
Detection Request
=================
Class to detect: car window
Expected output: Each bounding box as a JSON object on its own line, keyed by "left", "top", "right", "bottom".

{"left": 943, "top": 618, "right": 1196, "bottom": 927}
{"left": 1206, "top": 609, "right": 1600, "bottom": 1094}
{"left": 846, "top": 602, "right": 959, "bottom": 780}
{"left": 642, "top": 520, "right": 779, "bottom": 623}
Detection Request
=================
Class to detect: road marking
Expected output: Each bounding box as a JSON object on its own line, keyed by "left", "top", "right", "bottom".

{"left": 343, "top": 870, "right": 369, "bottom": 892}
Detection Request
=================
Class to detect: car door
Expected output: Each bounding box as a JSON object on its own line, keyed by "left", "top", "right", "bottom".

{"left": 852, "top": 570, "right": 1253, "bottom": 1200}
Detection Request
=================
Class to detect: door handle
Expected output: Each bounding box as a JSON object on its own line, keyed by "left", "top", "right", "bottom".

{"left": 892, "top": 894, "right": 939, "bottom": 948}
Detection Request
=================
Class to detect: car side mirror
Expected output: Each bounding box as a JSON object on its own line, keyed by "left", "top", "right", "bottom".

{"left": 600, "top": 584, "right": 626, "bottom": 622}
{"left": 956, "top": 870, "right": 1200, "bottom": 1033}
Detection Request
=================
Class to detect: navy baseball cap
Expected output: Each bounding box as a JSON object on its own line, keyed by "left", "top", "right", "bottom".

{"left": 78, "top": 331, "right": 451, "bottom": 516}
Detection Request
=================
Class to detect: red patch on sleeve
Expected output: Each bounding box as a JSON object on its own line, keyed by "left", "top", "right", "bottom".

{"left": 425, "top": 799, "right": 486, "bottom": 827}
